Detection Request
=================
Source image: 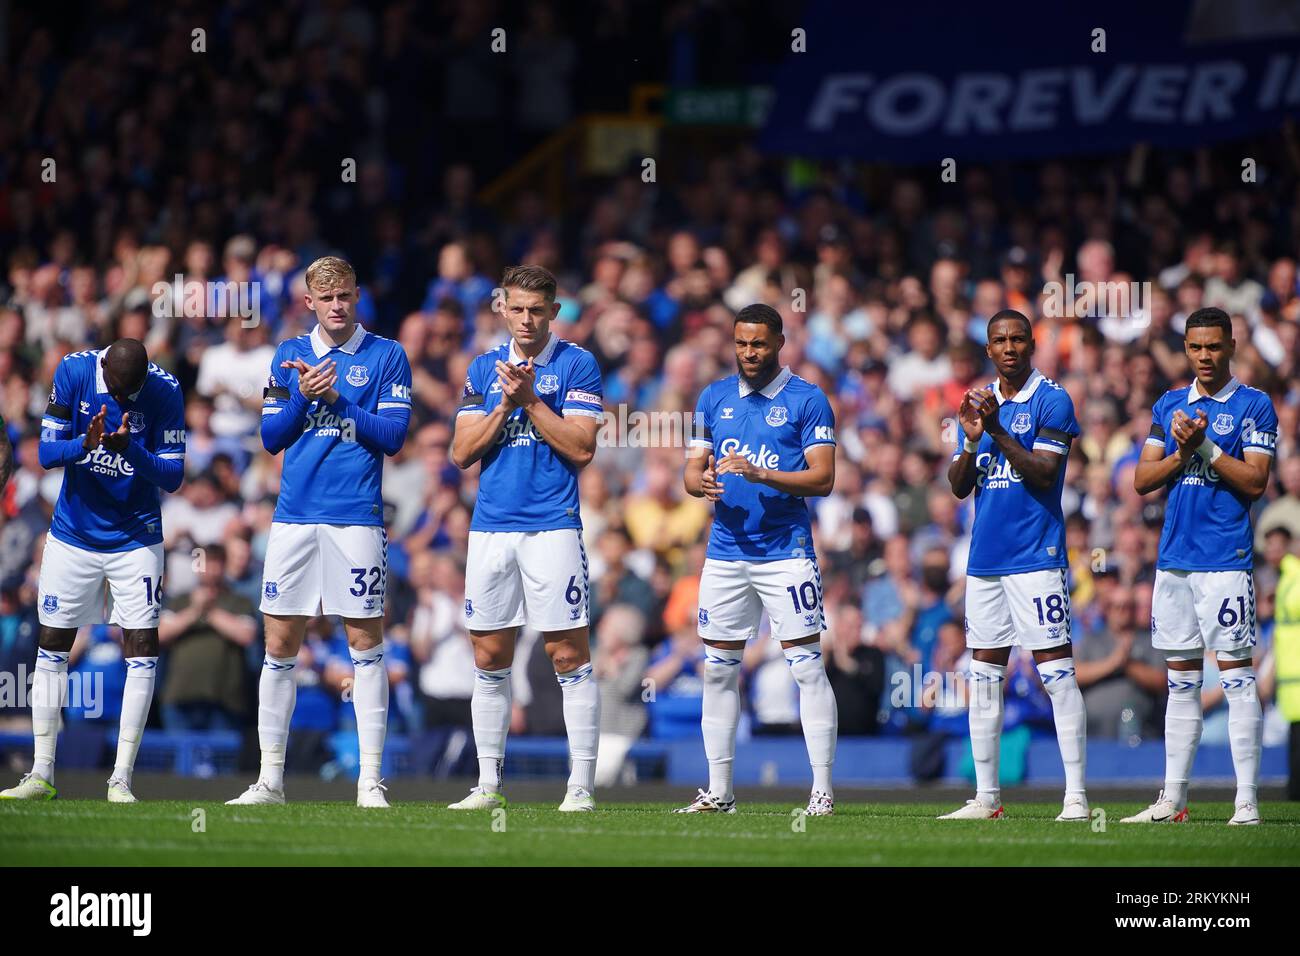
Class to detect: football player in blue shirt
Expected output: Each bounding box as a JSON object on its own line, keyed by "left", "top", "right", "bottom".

{"left": 449, "top": 265, "right": 604, "bottom": 812}
{"left": 942, "top": 310, "right": 1088, "bottom": 821}
{"left": 2, "top": 339, "right": 185, "bottom": 803}
{"left": 1124, "top": 307, "right": 1277, "bottom": 826}
{"left": 227, "top": 257, "right": 412, "bottom": 809}
{"left": 678, "top": 304, "right": 839, "bottom": 816}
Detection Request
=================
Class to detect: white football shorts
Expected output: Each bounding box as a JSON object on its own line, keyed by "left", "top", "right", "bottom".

{"left": 260, "top": 522, "right": 388, "bottom": 618}
{"left": 964, "top": 567, "right": 1072, "bottom": 650}
{"left": 1151, "top": 568, "right": 1256, "bottom": 655}
{"left": 464, "top": 528, "right": 589, "bottom": 631}
{"left": 38, "top": 534, "right": 165, "bottom": 629}
{"left": 697, "top": 555, "right": 825, "bottom": 643}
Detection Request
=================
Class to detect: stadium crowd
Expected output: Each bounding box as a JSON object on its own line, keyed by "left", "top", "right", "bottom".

{"left": 2, "top": 1, "right": 1299, "bottom": 781}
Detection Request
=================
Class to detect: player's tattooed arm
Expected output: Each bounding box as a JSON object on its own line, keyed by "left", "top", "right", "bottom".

{"left": 972, "top": 388, "right": 1062, "bottom": 490}
{"left": 716, "top": 443, "right": 834, "bottom": 497}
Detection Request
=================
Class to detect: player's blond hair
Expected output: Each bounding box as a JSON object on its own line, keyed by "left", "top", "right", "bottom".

{"left": 501, "top": 264, "right": 557, "bottom": 301}
{"left": 304, "top": 256, "right": 357, "bottom": 294}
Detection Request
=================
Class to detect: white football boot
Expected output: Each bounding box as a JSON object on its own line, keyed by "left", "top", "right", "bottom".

{"left": 446, "top": 786, "right": 506, "bottom": 810}
{"left": 1120, "top": 790, "right": 1188, "bottom": 823}
{"left": 558, "top": 786, "right": 595, "bottom": 812}
{"left": 106, "top": 775, "right": 137, "bottom": 803}
{"left": 0, "top": 772, "right": 57, "bottom": 800}
{"left": 1227, "top": 803, "right": 1260, "bottom": 826}
{"left": 1055, "top": 793, "right": 1090, "bottom": 821}
{"left": 357, "top": 778, "right": 390, "bottom": 809}
{"left": 938, "top": 798, "right": 1004, "bottom": 820}
{"left": 805, "top": 790, "right": 834, "bottom": 816}
{"left": 673, "top": 788, "right": 737, "bottom": 813}
{"left": 225, "top": 780, "right": 286, "bottom": 806}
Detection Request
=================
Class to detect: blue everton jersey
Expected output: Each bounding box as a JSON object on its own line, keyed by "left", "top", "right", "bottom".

{"left": 1148, "top": 378, "right": 1277, "bottom": 571}
{"left": 459, "top": 333, "right": 603, "bottom": 532}
{"left": 692, "top": 367, "right": 836, "bottom": 562}
{"left": 954, "top": 369, "right": 1078, "bottom": 577}
{"left": 262, "top": 324, "right": 412, "bottom": 526}
{"left": 43, "top": 350, "right": 186, "bottom": 552}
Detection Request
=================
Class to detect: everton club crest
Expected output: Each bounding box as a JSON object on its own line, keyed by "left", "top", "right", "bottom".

{"left": 765, "top": 406, "right": 788, "bottom": 427}
{"left": 1211, "top": 413, "right": 1234, "bottom": 435}
{"left": 1010, "top": 412, "right": 1032, "bottom": 434}
{"left": 345, "top": 365, "right": 370, "bottom": 387}
{"left": 537, "top": 373, "right": 559, "bottom": 394}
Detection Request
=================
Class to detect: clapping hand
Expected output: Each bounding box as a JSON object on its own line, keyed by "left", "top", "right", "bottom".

{"left": 83, "top": 404, "right": 108, "bottom": 450}
{"left": 102, "top": 413, "right": 130, "bottom": 452}
{"left": 283, "top": 357, "right": 339, "bottom": 404}
{"left": 495, "top": 357, "right": 537, "bottom": 410}
{"left": 700, "top": 454, "right": 723, "bottom": 501}
{"left": 1171, "top": 408, "right": 1208, "bottom": 458}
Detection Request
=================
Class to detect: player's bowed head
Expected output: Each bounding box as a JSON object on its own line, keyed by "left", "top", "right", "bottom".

{"left": 88, "top": 338, "right": 150, "bottom": 452}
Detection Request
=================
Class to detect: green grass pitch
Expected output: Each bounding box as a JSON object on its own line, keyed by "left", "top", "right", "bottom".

{"left": 3, "top": 800, "right": 1298, "bottom": 866}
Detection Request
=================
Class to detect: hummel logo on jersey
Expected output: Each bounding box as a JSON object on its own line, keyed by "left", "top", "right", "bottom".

{"left": 345, "top": 365, "right": 370, "bottom": 387}
{"left": 765, "top": 406, "right": 788, "bottom": 427}
{"left": 163, "top": 429, "right": 186, "bottom": 444}
{"left": 79, "top": 401, "right": 91, "bottom": 415}
{"left": 718, "top": 437, "right": 779, "bottom": 469}
{"left": 720, "top": 407, "right": 734, "bottom": 420}
{"left": 1010, "top": 412, "right": 1032, "bottom": 434}
{"left": 390, "top": 383, "right": 411, "bottom": 401}
{"left": 489, "top": 381, "right": 502, "bottom": 394}
{"left": 1211, "top": 412, "right": 1234, "bottom": 435}
{"left": 813, "top": 425, "right": 834, "bottom": 441}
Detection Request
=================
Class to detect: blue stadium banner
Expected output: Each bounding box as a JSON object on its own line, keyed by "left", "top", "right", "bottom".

{"left": 761, "top": 0, "right": 1300, "bottom": 161}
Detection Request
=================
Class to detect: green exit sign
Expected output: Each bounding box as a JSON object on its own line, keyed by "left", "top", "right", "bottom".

{"left": 666, "top": 86, "right": 772, "bottom": 127}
